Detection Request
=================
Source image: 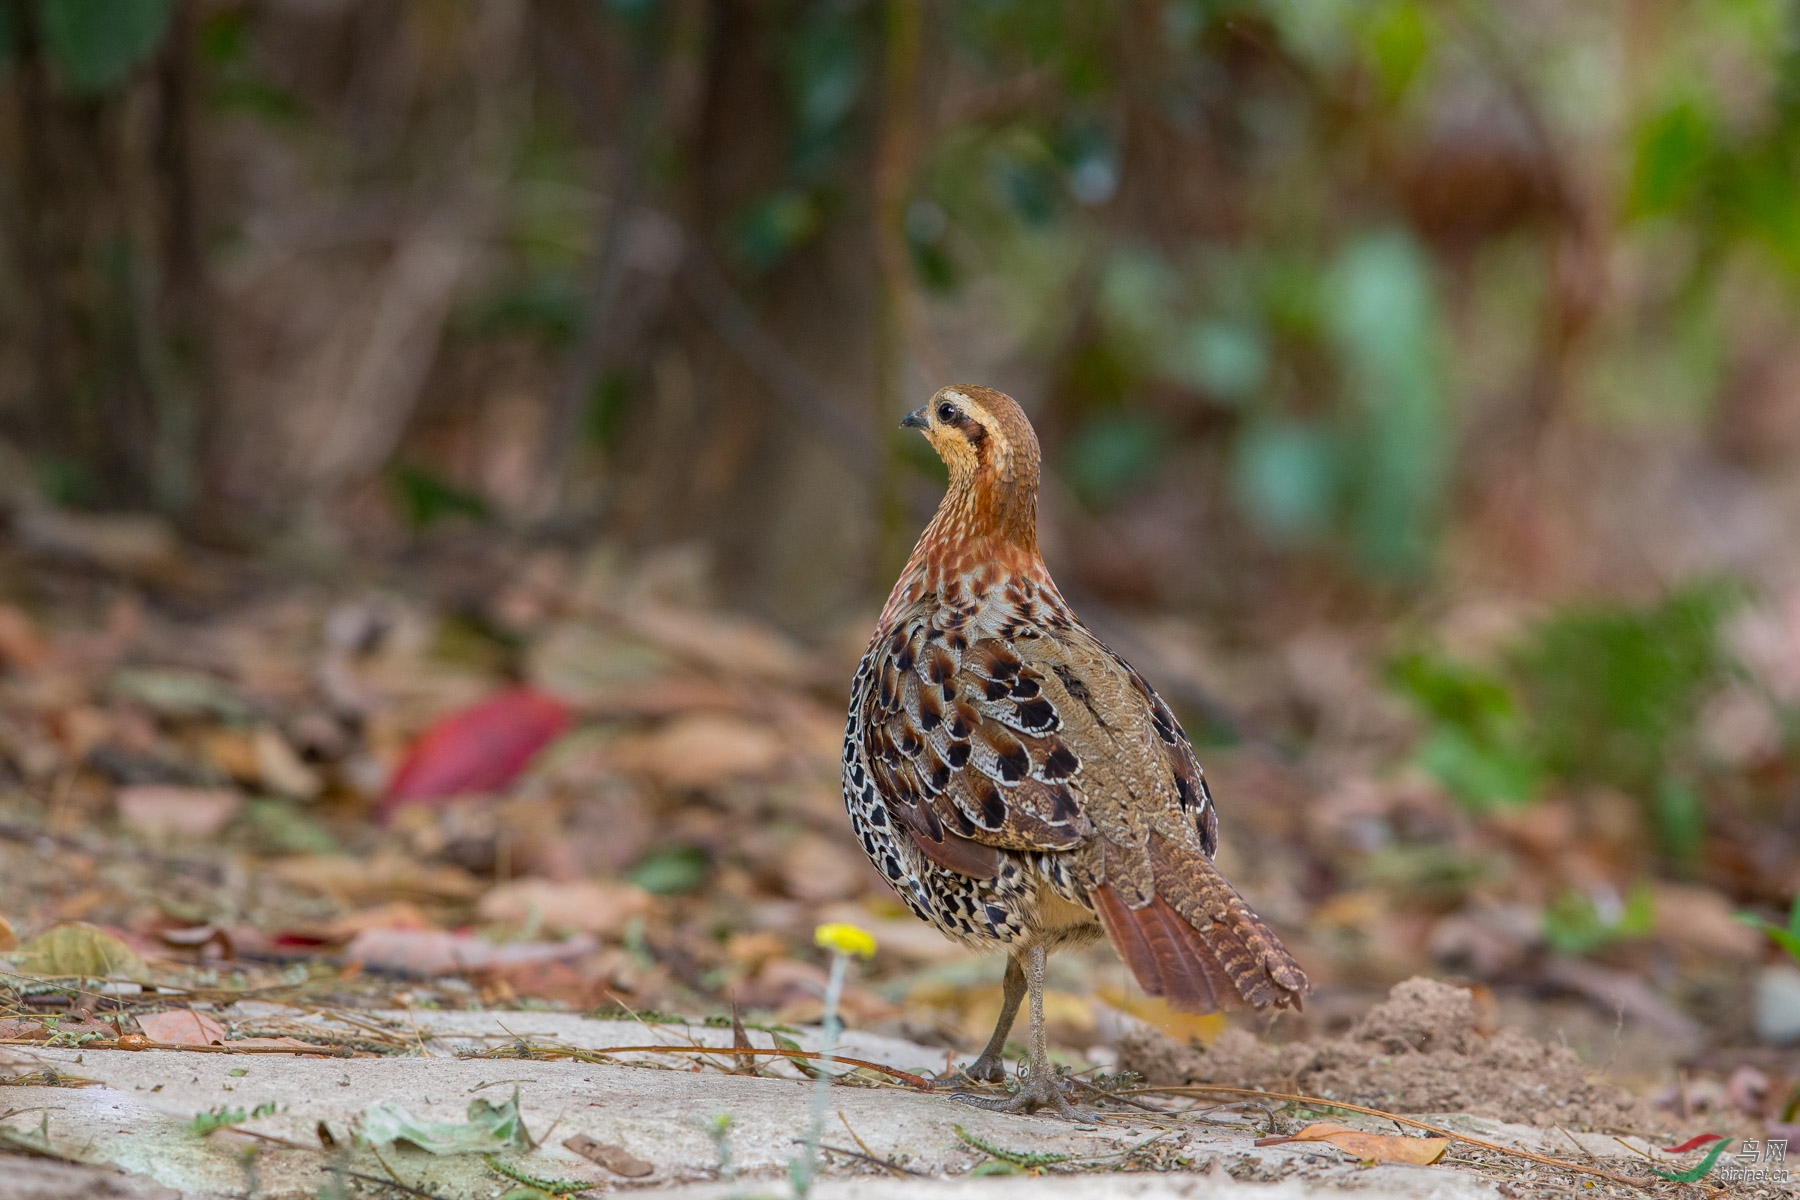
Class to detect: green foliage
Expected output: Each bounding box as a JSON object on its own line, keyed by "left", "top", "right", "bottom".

{"left": 586, "top": 373, "right": 635, "bottom": 451}
{"left": 1738, "top": 893, "right": 1800, "bottom": 965}
{"left": 1514, "top": 582, "right": 1740, "bottom": 798}
{"left": 360, "top": 1089, "right": 529, "bottom": 1155}
{"left": 1543, "top": 884, "right": 1654, "bottom": 955}
{"left": 1358, "top": 844, "right": 1494, "bottom": 911}
{"left": 733, "top": 190, "right": 824, "bottom": 271}
{"left": 392, "top": 465, "right": 490, "bottom": 530}
{"left": 1326, "top": 231, "right": 1448, "bottom": 577}
{"left": 189, "top": 1101, "right": 278, "bottom": 1136}
{"left": 954, "top": 1124, "right": 1072, "bottom": 1169}
{"left": 481, "top": 1155, "right": 592, "bottom": 1195}
{"left": 1390, "top": 650, "right": 1538, "bottom": 810}
{"left": 39, "top": 0, "right": 174, "bottom": 94}
{"left": 1061, "top": 414, "right": 1163, "bottom": 510}
{"left": 466, "top": 278, "right": 584, "bottom": 346}
{"left": 1390, "top": 582, "right": 1742, "bottom": 861}
{"left": 243, "top": 799, "right": 338, "bottom": 856}
{"left": 1232, "top": 419, "right": 1340, "bottom": 543}
{"left": 629, "top": 845, "right": 710, "bottom": 895}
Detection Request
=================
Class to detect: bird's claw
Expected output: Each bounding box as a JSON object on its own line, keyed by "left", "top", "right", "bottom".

{"left": 948, "top": 1069, "right": 1082, "bottom": 1120}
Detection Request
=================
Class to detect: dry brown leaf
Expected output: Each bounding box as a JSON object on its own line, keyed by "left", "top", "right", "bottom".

{"left": 1257, "top": 1121, "right": 1448, "bottom": 1165}
{"left": 626, "top": 606, "right": 813, "bottom": 682}
{"left": 780, "top": 833, "right": 873, "bottom": 903}
{"left": 117, "top": 785, "right": 243, "bottom": 841}
{"left": 271, "top": 854, "right": 484, "bottom": 904}
{"left": 137, "top": 1009, "right": 226, "bottom": 1046}
{"left": 323, "top": 902, "right": 435, "bottom": 939}
{"left": 255, "top": 727, "right": 323, "bottom": 798}
{"left": 0, "top": 604, "right": 48, "bottom": 671}
{"left": 564, "top": 1132, "right": 654, "bottom": 1177}
{"left": 1651, "top": 882, "right": 1761, "bottom": 959}
{"left": 614, "top": 713, "right": 783, "bottom": 789}
{"left": 342, "top": 927, "right": 596, "bottom": 976}
{"left": 476, "top": 878, "right": 652, "bottom": 936}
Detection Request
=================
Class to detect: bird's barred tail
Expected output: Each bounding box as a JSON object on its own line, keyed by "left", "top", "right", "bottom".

{"left": 1091, "top": 833, "right": 1308, "bottom": 1014}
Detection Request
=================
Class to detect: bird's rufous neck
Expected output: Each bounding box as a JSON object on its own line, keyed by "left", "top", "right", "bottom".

{"left": 881, "top": 466, "right": 1046, "bottom": 626}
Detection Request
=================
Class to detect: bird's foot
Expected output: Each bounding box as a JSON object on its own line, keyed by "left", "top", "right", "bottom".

{"left": 949, "top": 1065, "right": 1081, "bottom": 1120}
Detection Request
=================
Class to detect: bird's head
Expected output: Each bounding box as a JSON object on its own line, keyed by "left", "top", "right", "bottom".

{"left": 901, "top": 385, "right": 1041, "bottom": 550}
{"left": 902, "top": 385, "right": 1040, "bottom": 490}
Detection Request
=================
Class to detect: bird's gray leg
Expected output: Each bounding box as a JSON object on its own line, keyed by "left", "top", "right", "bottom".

{"left": 960, "top": 954, "right": 1026, "bottom": 1084}
{"left": 951, "top": 945, "right": 1080, "bottom": 1119}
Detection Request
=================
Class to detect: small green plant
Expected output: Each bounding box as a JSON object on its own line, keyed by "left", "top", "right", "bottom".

{"left": 480, "top": 1154, "right": 592, "bottom": 1195}
{"left": 1389, "top": 650, "right": 1538, "bottom": 810}
{"left": 1543, "top": 884, "right": 1655, "bottom": 956}
{"left": 189, "top": 1101, "right": 278, "bottom": 1136}
{"left": 704, "top": 1111, "right": 736, "bottom": 1181}
{"left": 1390, "top": 581, "right": 1742, "bottom": 866}
{"left": 1738, "top": 893, "right": 1800, "bottom": 964}
{"left": 954, "top": 1124, "right": 1072, "bottom": 1171}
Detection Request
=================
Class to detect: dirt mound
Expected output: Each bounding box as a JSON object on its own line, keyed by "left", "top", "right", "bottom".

{"left": 1118, "top": 977, "right": 1659, "bottom": 1128}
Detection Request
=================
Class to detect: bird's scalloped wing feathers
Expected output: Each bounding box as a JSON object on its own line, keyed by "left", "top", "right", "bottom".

{"left": 858, "top": 606, "right": 1096, "bottom": 860}
{"left": 1005, "top": 624, "right": 1221, "bottom": 860}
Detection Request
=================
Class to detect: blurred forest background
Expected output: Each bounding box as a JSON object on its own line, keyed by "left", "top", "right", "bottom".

{"left": 2, "top": 0, "right": 1800, "bottom": 1107}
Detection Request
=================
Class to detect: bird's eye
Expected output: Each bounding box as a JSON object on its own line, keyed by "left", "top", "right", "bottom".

{"left": 936, "top": 403, "right": 957, "bottom": 423}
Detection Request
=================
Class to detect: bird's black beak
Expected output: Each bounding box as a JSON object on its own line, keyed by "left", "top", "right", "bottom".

{"left": 900, "top": 407, "right": 929, "bottom": 430}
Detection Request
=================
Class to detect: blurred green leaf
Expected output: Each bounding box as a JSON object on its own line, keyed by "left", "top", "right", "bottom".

{"left": 1362, "top": 0, "right": 1434, "bottom": 103}
{"left": 785, "top": 14, "right": 864, "bottom": 135}
{"left": 1232, "top": 419, "right": 1338, "bottom": 540}
{"left": 244, "top": 799, "right": 338, "bottom": 856}
{"left": 1326, "top": 230, "right": 1448, "bottom": 577}
{"left": 1629, "top": 98, "right": 1715, "bottom": 218}
{"left": 1098, "top": 248, "right": 1182, "bottom": 346}
{"left": 392, "top": 466, "right": 490, "bottom": 530}
{"left": 1062, "top": 415, "right": 1162, "bottom": 510}
{"left": 1164, "top": 320, "right": 1269, "bottom": 402}
{"left": 467, "top": 278, "right": 582, "bottom": 346}
{"left": 586, "top": 373, "right": 634, "bottom": 451}
{"left": 629, "top": 845, "right": 709, "bottom": 896}
{"left": 1737, "top": 893, "right": 1800, "bottom": 965}
{"left": 1417, "top": 726, "right": 1540, "bottom": 810}
{"left": 1359, "top": 843, "right": 1492, "bottom": 910}
{"left": 733, "top": 190, "right": 822, "bottom": 270}
{"left": 40, "top": 0, "right": 175, "bottom": 94}
{"left": 1653, "top": 773, "right": 1707, "bottom": 869}
{"left": 1513, "top": 582, "right": 1740, "bottom": 798}
{"left": 1544, "top": 883, "right": 1654, "bottom": 956}
{"left": 1390, "top": 649, "right": 1540, "bottom": 809}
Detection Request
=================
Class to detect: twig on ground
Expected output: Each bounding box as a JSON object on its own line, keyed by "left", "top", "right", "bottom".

{"left": 1130, "top": 1084, "right": 1652, "bottom": 1189}
{"left": 322, "top": 1164, "right": 448, "bottom": 1200}
{"left": 801, "top": 1138, "right": 927, "bottom": 1178}
{"left": 835, "top": 1111, "right": 921, "bottom": 1177}
{"left": 461, "top": 1042, "right": 930, "bottom": 1090}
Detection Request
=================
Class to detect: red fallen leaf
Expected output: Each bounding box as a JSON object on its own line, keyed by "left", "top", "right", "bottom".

{"left": 382, "top": 688, "right": 571, "bottom": 816}
{"left": 1663, "top": 1134, "right": 1727, "bottom": 1154}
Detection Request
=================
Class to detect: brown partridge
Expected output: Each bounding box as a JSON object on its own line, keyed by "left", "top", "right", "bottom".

{"left": 842, "top": 385, "right": 1308, "bottom": 1116}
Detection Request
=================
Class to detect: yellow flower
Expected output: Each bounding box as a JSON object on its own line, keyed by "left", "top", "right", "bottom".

{"left": 813, "top": 922, "right": 877, "bottom": 960}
